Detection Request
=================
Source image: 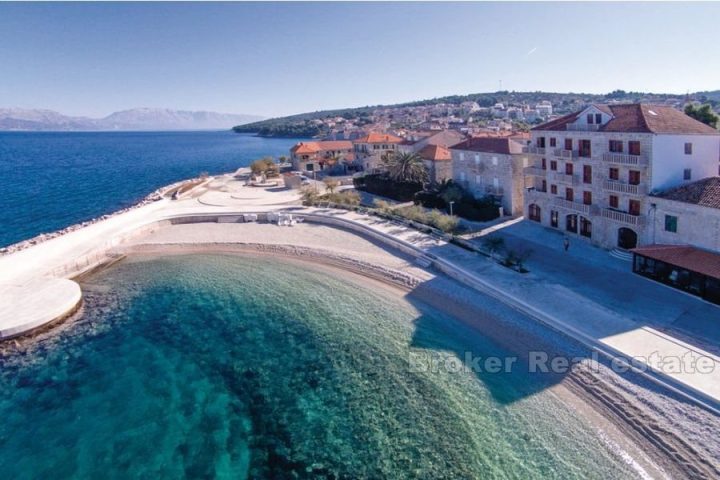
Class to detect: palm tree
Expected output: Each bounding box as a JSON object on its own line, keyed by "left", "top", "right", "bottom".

{"left": 384, "top": 152, "right": 428, "bottom": 184}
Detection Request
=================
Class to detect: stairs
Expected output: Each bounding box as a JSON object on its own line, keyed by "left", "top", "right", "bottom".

{"left": 609, "top": 248, "right": 633, "bottom": 262}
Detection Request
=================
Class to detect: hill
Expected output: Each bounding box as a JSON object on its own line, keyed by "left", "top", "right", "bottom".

{"left": 0, "top": 108, "right": 263, "bottom": 131}
{"left": 233, "top": 90, "right": 720, "bottom": 137}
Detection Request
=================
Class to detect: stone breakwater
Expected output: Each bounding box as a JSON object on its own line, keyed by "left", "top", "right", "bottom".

{"left": 0, "top": 178, "right": 202, "bottom": 256}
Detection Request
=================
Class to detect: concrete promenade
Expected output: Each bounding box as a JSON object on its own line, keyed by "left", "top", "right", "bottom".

{"left": 1, "top": 174, "right": 719, "bottom": 412}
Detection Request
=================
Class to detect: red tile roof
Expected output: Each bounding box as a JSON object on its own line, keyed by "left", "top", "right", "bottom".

{"left": 450, "top": 136, "right": 524, "bottom": 155}
{"left": 291, "top": 141, "right": 353, "bottom": 154}
{"left": 631, "top": 244, "right": 720, "bottom": 279}
{"left": 654, "top": 177, "right": 720, "bottom": 209}
{"left": 533, "top": 104, "right": 719, "bottom": 135}
{"left": 354, "top": 132, "right": 403, "bottom": 144}
{"left": 417, "top": 144, "right": 452, "bottom": 162}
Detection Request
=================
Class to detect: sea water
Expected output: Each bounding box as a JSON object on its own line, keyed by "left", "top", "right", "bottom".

{"left": 0, "top": 254, "right": 641, "bottom": 479}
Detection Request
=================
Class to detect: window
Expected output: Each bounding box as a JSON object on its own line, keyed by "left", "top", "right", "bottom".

{"left": 541, "top": 180, "right": 547, "bottom": 192}
{"left": 583, "top": 165, "right": 592, "bottom": 184}
{"left": 684, "top": 168, "right": 692, "bottom": 180}
{"left": 665, "top": 215, "right": 678, "bottom": 233}
{"left": 566, "top": 188, "right": 574, "bottom": 202}
{"left": 579, "top": 139, "right": 592, "bottom": 158}
{"left": 550, "top": 184, "right": 558, "bottom": 195}
{"left": 537, "top": 137, "right": 546, "bottom": 148}
{"left": 529, "top": 204, "right": 542, "bottom": 222}
{"left": 629, "top": 170, "right": 641, "bottom": 185}
{"left": 550, "top": 160, "right": 557, "bottom": 171}
{"left": 492, "top": 156, "right": 498, "bottom": 166}
{"left": 564, "top": 138, "right": 573, "bottom": 151}
{"left": 566, "top": 214, "right": 578, "bottom": 233}
{"left": 474, "top": 154, "right": 480, "bottom": 165}
{"left": 459, "top": 152, "right": 465, "bottom": 161}
{"left": 550, "top": 138, "right": 557, "bottom": 147}
{"left": 609, "top": 167, "right": 619, "bottom": 181}
{"left": 587, "top": 113, "right": 594, "bottom": 124}
{"left": 684, "top": 143, "right": 692, "bottom": 155}
{"left": 609, "top": 140, "right": 623, "bottom": 153}
{"left": 551, "top": 210, "right": 559, "bottom": 228}
{"left": 628, "top": 141, "right": 641, "bottom": 156}
{"left": 565, "top": 163, "right": 574, "bottom": 175}
{"left": 595, "top": 113, "right": 602, "bottom": 124}
{"left": 583, "top": 191, "right": 592, "bottom": 205}
{"left": 541, "top": 158, "right": 547, "bottom": 169}
{"left": 609, "top": 195, "right": 619, "bottom": 209}
{"left": 629, "top": 199, "right": 641, "bottom": 216}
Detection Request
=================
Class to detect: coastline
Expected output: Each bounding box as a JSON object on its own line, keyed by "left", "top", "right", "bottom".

{"left": 111, "top": 233, "right": 714, "bottom": 479}
{"left": 1, "top": 171, "right": 719, "bottom": 477}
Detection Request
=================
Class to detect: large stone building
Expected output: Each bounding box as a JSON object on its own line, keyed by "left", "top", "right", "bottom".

{"left": 450, "top": 134, "right": 530, "bottom": 216}
{"left": 290, "top": 141, "right": 354, "bottom": 173}
{"left": 352, "top": 132, "right": 403, "bottom": 172}
{"left": 523, "top": 103, "right": 720, "bottom": 250}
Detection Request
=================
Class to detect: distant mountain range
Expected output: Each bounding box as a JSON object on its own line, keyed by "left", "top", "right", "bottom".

{"left": 0, "top": 108, "right": 264, "bottom": 131}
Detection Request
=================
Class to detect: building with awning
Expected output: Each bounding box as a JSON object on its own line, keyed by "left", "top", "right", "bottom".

{"left": 631, "top": 244, "right": 720, "bottom": 304}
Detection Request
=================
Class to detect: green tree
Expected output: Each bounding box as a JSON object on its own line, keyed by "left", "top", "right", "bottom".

{"left": 383, "top": 152, "right": 429, "bottom": 184}
{"left": 684, "top": 104, "right": 719, "bottom": 129}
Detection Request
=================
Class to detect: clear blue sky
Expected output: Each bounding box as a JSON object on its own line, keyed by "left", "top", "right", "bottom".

{"left": 1, "top": 2, "right": 718, "bottom": 118}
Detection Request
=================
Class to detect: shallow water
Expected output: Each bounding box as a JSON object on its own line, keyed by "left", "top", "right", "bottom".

{"left": 0, "top": 254, "right": 641, "bottom": 479}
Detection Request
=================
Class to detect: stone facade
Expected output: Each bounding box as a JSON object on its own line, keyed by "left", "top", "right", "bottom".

{"left": 523, "top": 104, "right": 720, "bottom": 250}
{"left": 450, "top": 136, "right": 529, "bottom": 217}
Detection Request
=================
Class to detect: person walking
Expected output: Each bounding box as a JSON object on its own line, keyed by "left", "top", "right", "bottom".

{"left": 563, "top": 237, "right": 570, "bottom": 252}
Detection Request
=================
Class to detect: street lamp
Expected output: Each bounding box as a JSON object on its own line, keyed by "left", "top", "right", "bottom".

{"left": 449, "top": 201, "right": 455, "bottom": 216}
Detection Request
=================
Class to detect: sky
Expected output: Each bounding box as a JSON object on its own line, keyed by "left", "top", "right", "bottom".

{"left": 1, "top": 2, "right": 719, "bottom": 118}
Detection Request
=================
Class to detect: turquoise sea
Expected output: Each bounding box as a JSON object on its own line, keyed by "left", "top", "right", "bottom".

{"left": 0, "top": 131, "right": 300, "bottom": 247}
{"left": 0, "top": 254, "right": 641, "bottom": 479}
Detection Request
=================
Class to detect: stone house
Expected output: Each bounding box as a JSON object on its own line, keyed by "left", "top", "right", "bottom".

{"left": 450, "top": 134, "right": 530, "bottom": 216}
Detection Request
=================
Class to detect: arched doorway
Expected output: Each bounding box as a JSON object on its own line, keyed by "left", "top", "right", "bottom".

{"left": 617, "top": 228, "right": 637, "bottom": 249}
{"left": 528, "top": 204, "right": 541, "bottom": 222}
{"left": 580, "top": 217, "right": 592, "bottom": 238}
{"left": 565, "top": 214, "right": 578, "bottom": 233}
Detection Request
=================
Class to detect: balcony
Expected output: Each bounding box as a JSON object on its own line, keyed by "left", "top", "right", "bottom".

{"left": 524, "top": 146, "right": 546, "bottom": 155}
{"left": 525, "top": 188, "right": 547, "bottom": 203}
{"left": 552, "top": 197, "right": 594, "bottom": 215}
{"left": 602, "top": 180, "right": 646, "bottom": 196}
{"left": 602, "top": 152, "right": 648, "bottom": 166}
{"left": 485, "top": 185, "right": 504, "bottom": 196}
{"left": 601, "top": 208, "right": 646, "bottom": 226}
{"left": 548, "top": 171, "right": 580, "bottom": 185}
{"left": 553, "top": 148, "right": 577, "bottom": 159}
{"left": 523, "top": 166, "right": 546, "bottom": 176}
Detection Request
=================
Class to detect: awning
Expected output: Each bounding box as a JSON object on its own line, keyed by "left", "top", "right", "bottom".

{"left": 631, "top": 245, "right": 720, "bottom": 280}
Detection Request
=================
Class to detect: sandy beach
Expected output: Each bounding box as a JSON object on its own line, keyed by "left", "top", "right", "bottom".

{"left": 106, "top": 220, "right": 719, "bottom": 479}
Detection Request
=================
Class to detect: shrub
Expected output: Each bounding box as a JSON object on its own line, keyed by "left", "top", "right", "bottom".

{"left": 414, "top": 190, "right": 447, "bottom": 209}
{"left": 354, "top": 174, "right": 423, "bottom": 202}
{"left": 326, "top": 190, "right": 360, "bottom": 206}
{"left": 250, "top": 157, "right": 279, "bottom": 177}
{"left": 323, "top": 178, "right": 340, "bottom": 194}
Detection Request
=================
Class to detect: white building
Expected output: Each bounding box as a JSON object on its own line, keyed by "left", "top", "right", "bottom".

{"left": 523, "top": 103, "right": 720, "bottom": 250}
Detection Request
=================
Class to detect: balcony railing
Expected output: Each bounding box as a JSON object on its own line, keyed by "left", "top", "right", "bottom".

{"left": 523, "top": 166, "right": 546, "bottom": 176}
{"left": 485, "top": 185, "right": 504, "bottom": 196}
{"left": 566, "top": 123, "right": 600, "bottom": 131}
{"left": 602, "top": 152, "right": 648, "bottom": 166}
{"left": 548, "top": 171, "right": 580, "bottom": 185}
{"left": 553, "top": 148, "right": 577, "bottom": 159}
{"left": 602, "top": 180, "right": 646, "bottom": 195}
{"left": 525, "top": 188, "right": 547, "bottom": 203}
{"left": 524, "top": 146, "right": 546, "bottom": 155}
{"left": 552, "top": 197, "right": 594, "bottom": 215}
{"left": 601, "top": 208, "right": 645, "bottom": 226}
